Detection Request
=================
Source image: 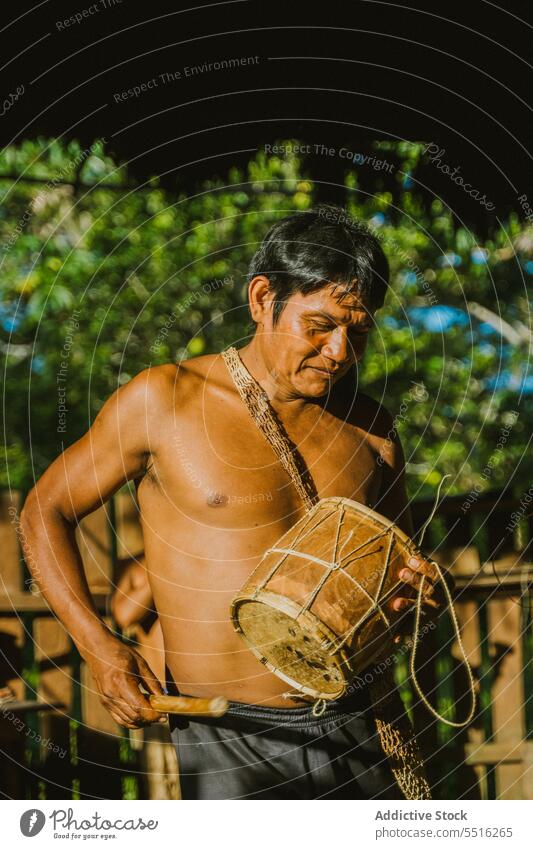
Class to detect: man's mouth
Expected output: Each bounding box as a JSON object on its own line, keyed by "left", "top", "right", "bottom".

{"left": 308, "top": 365, "right": 339, "bottom": 377}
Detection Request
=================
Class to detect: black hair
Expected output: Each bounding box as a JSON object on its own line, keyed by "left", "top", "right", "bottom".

{"left": 248, "top": 204, "right": 389, "bottom": 325}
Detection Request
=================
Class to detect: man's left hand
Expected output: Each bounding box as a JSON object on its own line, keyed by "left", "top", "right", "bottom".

{"left": 388, "top": 554, "right": 454, "bottom": 644}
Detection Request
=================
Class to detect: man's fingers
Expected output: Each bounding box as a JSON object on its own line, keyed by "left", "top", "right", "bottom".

{"left": 108, "top": 709, "right": 143, "bottom": 730}
{"left": 391, "top": 596, "right": 413, "bottom": 613}
{"left": 102, "top": 694, "right": 145, "bottom": 724}
{"left": 399, "top": 564, "right": 441, "bottom": 610}
{"left": 389, "top": 592, "right": 438, "bottom": 617}
{"left": 109, "top": 695, "right": 159, "bottom": 726}
{"left": 134, "top": 654, "right": 165, "bottom": 697}
{"left": 399, "top": 567, "right": 434, "bottom": 594}
{"left": 98, "top": 678, "right": 162, "bottom": 725}
{"left": 102, "top": 697, "right": 141, "bottom": 728}
{"left": 406, "top": 555, "right": 439, "bottom": 582}
{"left": 90, "top": 644, "right": 166, "bottom": 727}
{"left": 121, "top": 678, "right": 162, "bottom": 724}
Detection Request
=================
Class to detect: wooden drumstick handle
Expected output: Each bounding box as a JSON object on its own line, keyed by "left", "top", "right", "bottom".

{"left": 149, "top": 695, "right": 229, "bottom": 717}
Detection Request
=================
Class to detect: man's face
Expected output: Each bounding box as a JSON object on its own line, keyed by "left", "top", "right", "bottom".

{"left": 263, "top": 283, "right": 374, "bottom": 398}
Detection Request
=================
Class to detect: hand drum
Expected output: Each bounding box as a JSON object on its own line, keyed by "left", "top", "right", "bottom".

{"left": 230, "top": 497, "right": 422, "bottom": 700}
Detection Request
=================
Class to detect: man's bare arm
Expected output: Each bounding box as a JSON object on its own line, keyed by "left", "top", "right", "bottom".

{"left": 20, "top": 365, "right": 175, "bottom": 728}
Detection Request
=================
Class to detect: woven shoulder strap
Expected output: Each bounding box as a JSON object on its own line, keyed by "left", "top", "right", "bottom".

{"left": 221, "top": 345, "right": 432, "bottom": 800}
{"left": 221, "top": 346, "right": 319, "bottom": 510}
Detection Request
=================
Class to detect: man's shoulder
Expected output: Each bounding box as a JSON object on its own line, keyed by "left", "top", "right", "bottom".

{"left": 127, "top": 353, "right": 224, "bottom": 407}
{"left": 122, "top": 363, "right": 178, "bottom": 406}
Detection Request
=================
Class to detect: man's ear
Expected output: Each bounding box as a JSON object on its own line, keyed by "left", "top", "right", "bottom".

{"left": 248, "top": 275, "right": 275, "bottom": 324}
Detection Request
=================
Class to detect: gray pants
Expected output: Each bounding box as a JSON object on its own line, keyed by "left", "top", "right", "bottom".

{"left": 168, "top": 688, "right": 402, "bottom": 800}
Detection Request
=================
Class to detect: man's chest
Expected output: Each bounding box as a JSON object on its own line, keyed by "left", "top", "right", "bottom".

{"left": 142, "top": 397, "right": 384, "bottom": 521}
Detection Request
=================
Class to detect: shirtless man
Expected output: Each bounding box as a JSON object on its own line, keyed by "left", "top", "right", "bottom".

{"left": 20, "top": 204, "right": 443, "bottom": 799}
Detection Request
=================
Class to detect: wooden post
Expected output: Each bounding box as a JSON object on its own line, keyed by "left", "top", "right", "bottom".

{"left": 21, "top": 611, "right": 40, "bottom": 799}
{"left": 69, "top": 640, "right": 82, "bottom": 799}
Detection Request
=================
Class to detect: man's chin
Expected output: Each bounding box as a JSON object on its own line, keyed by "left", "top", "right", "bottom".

{"left": 299, "top": 370, "right": 336, "bottom": 397}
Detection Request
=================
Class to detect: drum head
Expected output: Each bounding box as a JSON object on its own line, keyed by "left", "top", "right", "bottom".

{"left": 232, "top": 593, "right": 347, "bottom": 699}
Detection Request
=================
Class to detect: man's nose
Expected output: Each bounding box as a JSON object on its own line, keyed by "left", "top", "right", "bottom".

{"left": 322, "top": 327, "right": 350, "bottom": 363}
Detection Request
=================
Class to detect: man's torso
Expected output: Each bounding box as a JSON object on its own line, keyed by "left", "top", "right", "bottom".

{"left": 135, "top": 352, "right": 390, "bottom": 706}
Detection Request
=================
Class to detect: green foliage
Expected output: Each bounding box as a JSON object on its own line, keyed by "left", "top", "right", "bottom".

{"left": 1, "top": 137, "right": 531, "bottom": 498}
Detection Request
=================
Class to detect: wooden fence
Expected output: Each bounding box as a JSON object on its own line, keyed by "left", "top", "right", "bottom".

{"left": 0, "top": 485, "right": 531, "bottom": 799}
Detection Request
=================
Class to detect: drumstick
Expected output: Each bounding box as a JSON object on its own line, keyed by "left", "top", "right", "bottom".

{"left": 149, "top": 694, "right": 229, "bottom": 717}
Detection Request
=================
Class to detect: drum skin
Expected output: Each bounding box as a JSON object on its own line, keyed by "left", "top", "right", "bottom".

{"left": 230, "top": 497, "right": 423, "bottom": 700}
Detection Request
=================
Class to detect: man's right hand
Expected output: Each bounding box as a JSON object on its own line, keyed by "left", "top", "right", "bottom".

{"left": 87, "top": 639, "right": 166, "bottom": 729}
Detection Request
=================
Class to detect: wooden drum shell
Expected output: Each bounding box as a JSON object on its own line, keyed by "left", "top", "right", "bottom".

{"left": 231, "top": 497, "right": 422, "bottom": 700}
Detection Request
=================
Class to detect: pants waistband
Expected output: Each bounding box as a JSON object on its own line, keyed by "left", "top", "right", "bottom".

{"left": 169, "top": 686, "right": 371, "bottom": 729}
